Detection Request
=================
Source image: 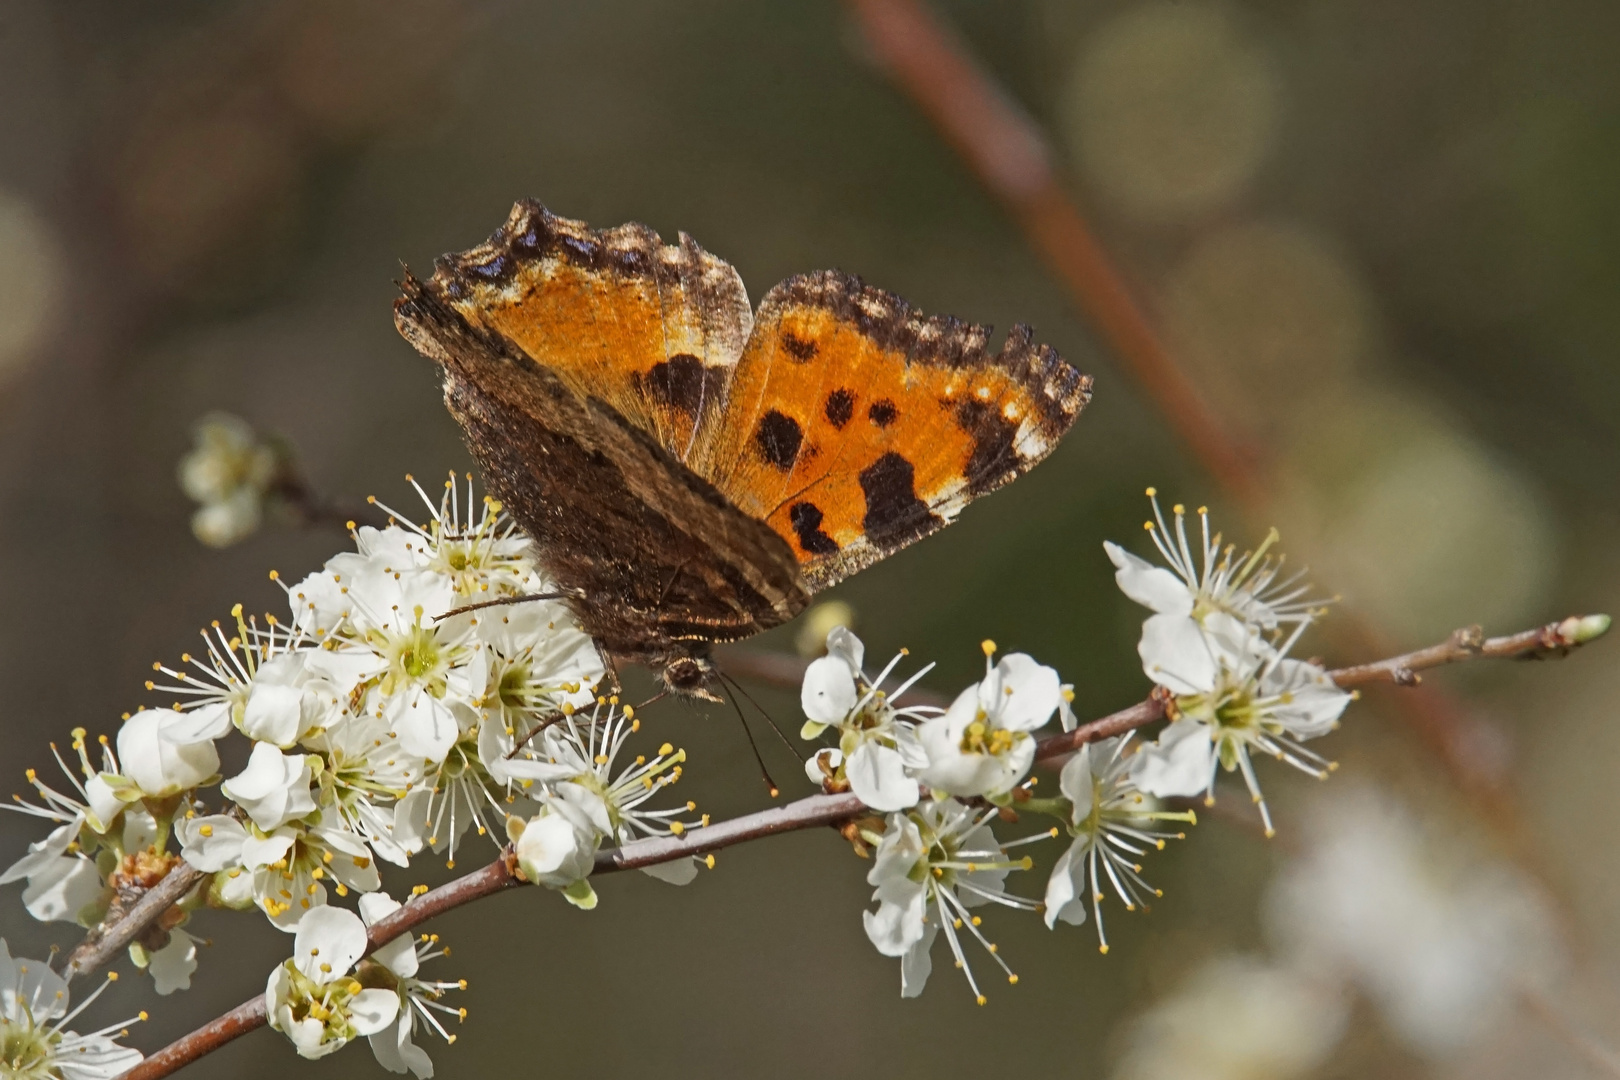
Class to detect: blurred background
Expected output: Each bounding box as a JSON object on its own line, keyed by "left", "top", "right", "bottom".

{"left": 2, "top": 1, "right": 1618, "bottom": 1077}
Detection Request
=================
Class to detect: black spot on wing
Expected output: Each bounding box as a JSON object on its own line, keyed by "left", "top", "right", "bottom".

{"left": 824, "top": 388, "right": 855, "bottom": 429}
{"left": 859, "top": 452, "right": 940, "bottom": 547}
{"left": 753, "top": 410, "right": 804, "bottom": 471}
{"left": 780, "top": 332, "right": 818, "bottom": 362}
{"left": 867, "top": 399, "right": 898, "bottom": 428}
{"left": 954, "top": 400, "right": 1021, "bottom": 494}
{"left": 638, "top": 353, "right": 712, "bottom": 417}
{"left": 788, "top": 502, "right": 840, "bottom": 554}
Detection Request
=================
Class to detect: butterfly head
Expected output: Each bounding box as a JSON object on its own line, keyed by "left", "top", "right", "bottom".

{"left": 661, "top": 650, "right": 722, "bottom": 702}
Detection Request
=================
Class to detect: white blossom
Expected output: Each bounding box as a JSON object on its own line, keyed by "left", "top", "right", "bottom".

{"left": 800, "top": 627, "right": 937, "bottom": 811}
{"left": 153, "top": 610, "right": 346, "bottom": 750}
{"left": 1, "top": 735, "right": 165, "bottom": 927}
{"left": 221, "top": 743, "right": 318, "bottom": 832}
{"left": 180, "top": 814, "right": 379, "bottom": 929}
{"left": 1130, "top": 622, "right": 1350, "bottom": 835}
{"left": 861, "top": 798, "right": 1046, "bottom": 1003}
{"left": 1264, "top": 786, "right": 1562, "bottom": 1057}
{"left": 178, "top": 412, "right": 279, "bottom": 549}
{"left": 916, "top": 644, "right": 1061, "bottom": 799}
{"left": 266, "top": 906, "right": 399, "bottom": 1059}
{"left": 509, "top": 796, "right": 601, "bottom": 909}
{"left": 358, "top": 892, "right": 466, "bottom": 1077}
{"left": 107, "top": 709, "right": 219, "bottom": 801}
{"left": 0, "top": 940, "right": 145, "bottom": 1080}
{"left": 1043, "top": 734, "right": 1195, "bottom": 951}
{"left": 0, "top": 821, "right": 106, "bottom": 925}
{"left": 1111, "top": 954, "right": 1347, "bottom": 1080}
{"left": 498, "top": 700, "right": 701, "bottom": 891}
{"left": 1106, "top": 488, "right": 1321, "bottom": 635}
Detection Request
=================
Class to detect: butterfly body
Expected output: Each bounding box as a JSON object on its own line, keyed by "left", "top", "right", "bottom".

{"left": 395, "top": 201, "right": 1091, "bottom": 692}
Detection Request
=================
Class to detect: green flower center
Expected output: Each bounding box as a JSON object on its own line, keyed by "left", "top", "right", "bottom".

{"left": 1, "top": 1018, "right": 58, "bottom": 1080}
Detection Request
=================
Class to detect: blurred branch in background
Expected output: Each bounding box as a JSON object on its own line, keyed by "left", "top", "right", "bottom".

{"left": 841, "top": 0, "right": 1553, "bottom": 855}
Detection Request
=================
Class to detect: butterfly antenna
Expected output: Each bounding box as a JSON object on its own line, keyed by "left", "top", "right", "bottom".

{"left": 635, "top": 690, "right": 669, "bottom": 712}
{"left": 434, "top": 592, "right": 573, "bottom": 622}
{"left": 720, "top": 677, "right": 779, "bottom": 798}
{"left": 720, "top": 670, "right": 803, "bottom": 762}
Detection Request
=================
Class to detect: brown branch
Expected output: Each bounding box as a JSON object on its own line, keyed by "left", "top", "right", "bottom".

{"left": 62, "top": 864, "right": 205, "bottom": 983}
{"left": 115, "top": 614, "right": 1605, "bottom": 1080}
{"left": 1326, "top": 616, "right": 1608, "bottom": 688}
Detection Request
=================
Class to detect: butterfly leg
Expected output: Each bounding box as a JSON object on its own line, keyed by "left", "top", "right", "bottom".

{"left": 433, "top": 591, "right": 574, "bottom": 621}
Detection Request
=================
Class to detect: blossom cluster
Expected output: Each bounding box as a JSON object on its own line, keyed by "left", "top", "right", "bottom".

{"left": 803, "top": 490, "right": 1351, "bottom": 999}
{"left": 1, "top": 482, "right": 1362, "bottom": 1072}
{"left": 3, "top": 475, "right": 702, "bottom": 1075}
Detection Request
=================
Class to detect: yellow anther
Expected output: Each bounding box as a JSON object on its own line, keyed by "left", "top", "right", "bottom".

{"left": 1145, "top": 486, "right": 1157, "bottom": 496}
{"left": 980, "top": 639, "right": 996, "bottom": 657}
{"left": 669, "top": 821, "right": 685, "bottom": 836}
{"left": 658, "top": 743, "right": 673, "bottom": 756}
{"left": 1007, "top": 974, "right": 1018, "bottom": 985}
{"left": 976, "top": 995, "right": 987, "bottom": 1006}
{"left": 199, "top": 824, "right": 213, "bottom": 837}
{"left": 704, "top": 854, "right": 716, "bottom": 869}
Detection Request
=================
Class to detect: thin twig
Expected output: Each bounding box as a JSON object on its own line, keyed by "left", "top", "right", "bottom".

{"left": 62, "top": 864, "right": 204, "bottom": 983}
{"left": 1327, "top": 616, "right": 1605, "bottom": 688}
{"left": 112, "top": 615, "right": 1604, "bottom": 1080}
{"left": 1519, "top": 986, "right": 1620, "bottom": 1079}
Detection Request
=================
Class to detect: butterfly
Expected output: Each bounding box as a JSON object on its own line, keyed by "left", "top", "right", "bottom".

{"left": 394, "top": 201, "right": 1091, "bottom": 695}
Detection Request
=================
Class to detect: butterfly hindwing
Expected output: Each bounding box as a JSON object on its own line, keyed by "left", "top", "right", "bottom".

{"left": 691, "top": 271, "right": 1091, "bottom": 592}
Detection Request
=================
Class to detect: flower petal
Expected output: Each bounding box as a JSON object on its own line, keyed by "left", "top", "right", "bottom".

{"left": 1106, "top": 541, "right": 1194, "bottom": 616}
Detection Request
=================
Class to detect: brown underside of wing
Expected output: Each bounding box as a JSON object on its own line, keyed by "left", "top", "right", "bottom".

{"left": 691, "top": 271, "right": 1092, "bottom": 593}
{"left": 394, "top": 273, "right": 808, "bottom": 660}
{"left": 429, "top": 199, "right": 753, "bottom": 466}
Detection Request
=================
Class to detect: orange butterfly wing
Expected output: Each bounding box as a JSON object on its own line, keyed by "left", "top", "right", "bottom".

{"left": 691, "top": 272, "right": 1091, "bottom": 592}
{"left": 431, "top": 200, "right": 752, "bottom": 464}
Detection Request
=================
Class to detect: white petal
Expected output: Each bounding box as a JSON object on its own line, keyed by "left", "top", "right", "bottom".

{"left": 863, "top": 889, "right": 927, "bottom": 957}
{"left": 800, "top": 654, "right": 859, "bottom": 726}
{"left": 640, "top": 857, "right": 699, "bottom": 886}
{"left": 359, "top": 893, "right": 418, "bottom": 978}
{"left": 392, "top": 694, "right": 459, "bottom": 763}
{"left": 1057, "top": 744, "right": 1095, "bottom": 808}
{"left": 21, "top": 856, "right": 104, "bottom": 924}
{"left": 82, "top": 775, "right": 123, "bottom": 834}
{"left": 845, "top": 742, "right": 920, "bottom": 811}
{"left": 1105, "top": 541, "right": 1194, "bottom": 616}
{"left": 1043, "top": 842, "right": 1089, "bottom": 929}
{"left": 803, "top": 747, "right": 842, "bottom": 786}
{"left": 118, "top": 710, "right": 219, "bottom": 797}
{"left": 348, "top": 988, "right": 402, "bottom": 1037}
{"left": 824, "top": 625, "right": 865, "bottom": 674}
{"left": 240, "top": 683, "right": 308, "bottom": 747}
{"left": 991, "top": 654, "right": 1062, "bottom": 731}
{"left": 158, "top": 702, "right": 233, "bottom": 745}
{"left": 221, "top": 743, "right": 314, "bottom": 832}
{"left": 1264, "top": 658, "right": 1352, "bottom": 738}
{"left": 179, "top": 815, "right": 247, "bottom": 872}
{"left": 2, "top": 821, "right": 78, "bottom": 884}
{"left": 1132, "top": 720, "right": 1214, "bottom": 798}
{"left": 291, "top": 904, "right": 368, "bottom": 979}
{"left": 148, "top": 928, "right": 199, "bottom": 995}
{"left": 1138, "top": 614, "right": 1218, "bottom": 695}
{"left": 240, "top": 828, "right": 296, "bottom": 870}
{"left": 899, "top": 920, "right": 939, "bottom": 998}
